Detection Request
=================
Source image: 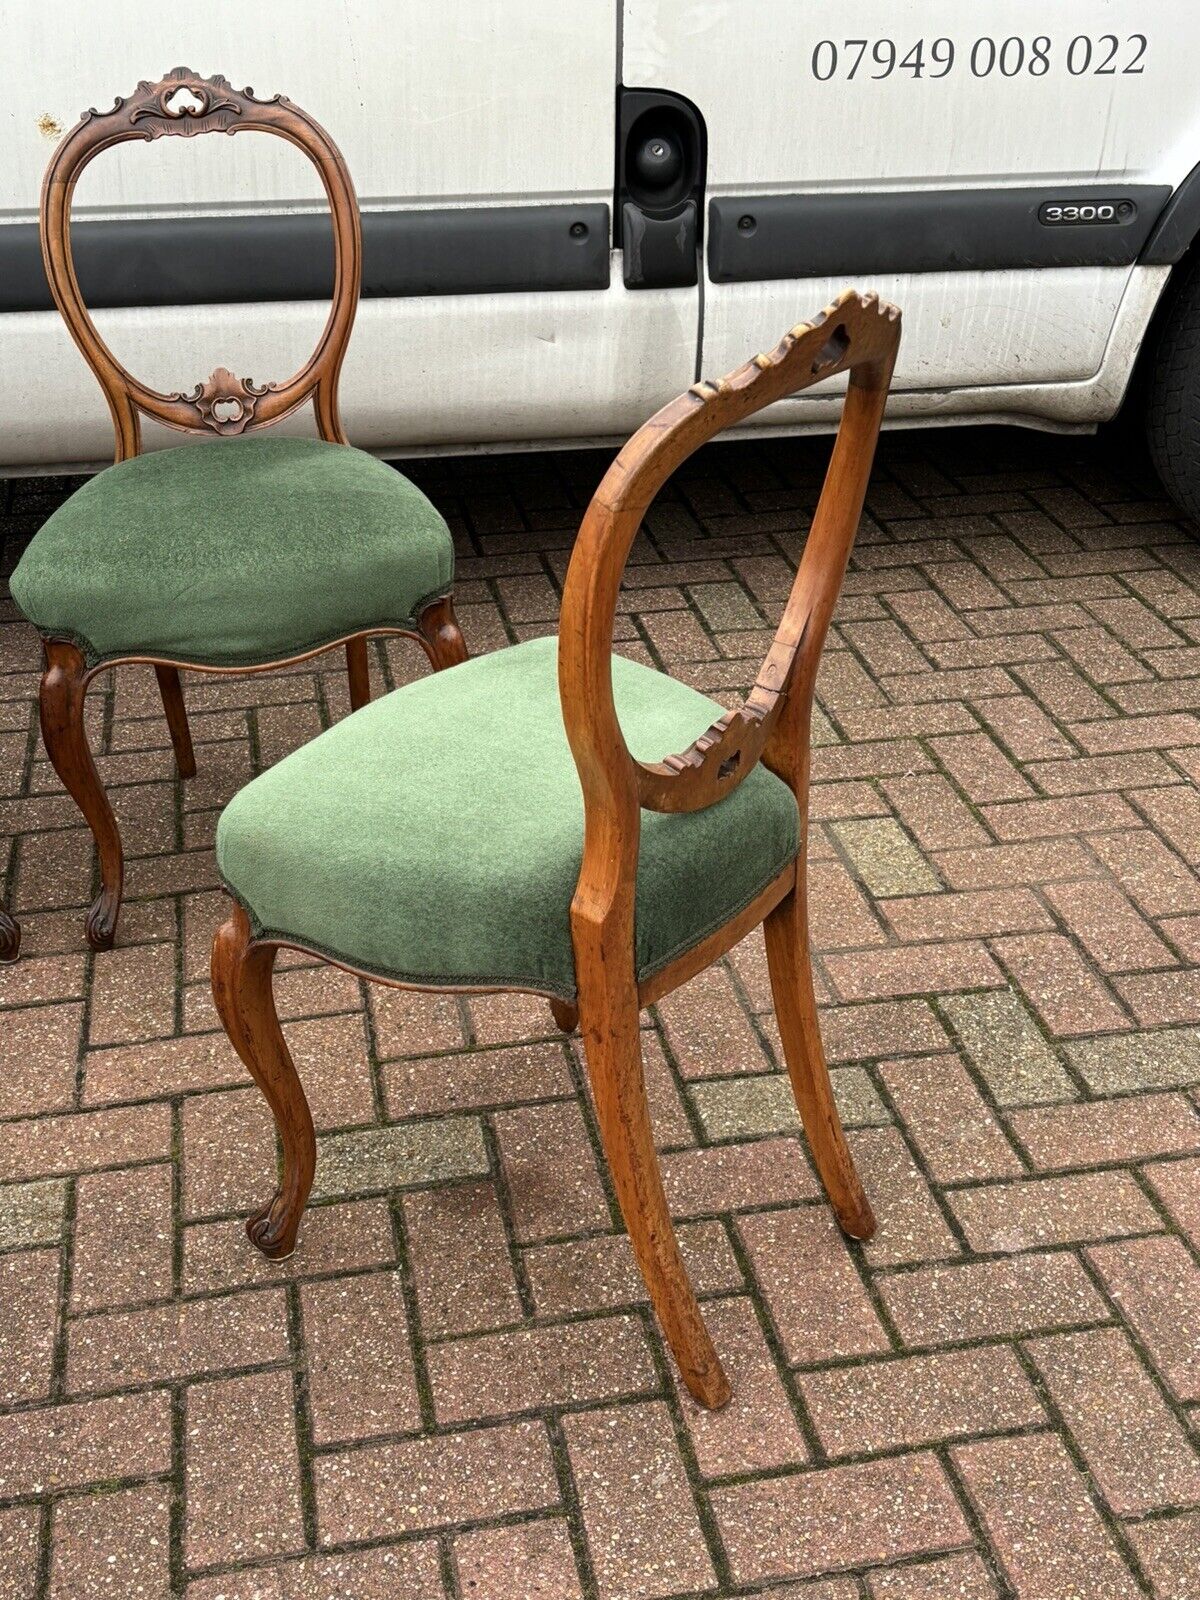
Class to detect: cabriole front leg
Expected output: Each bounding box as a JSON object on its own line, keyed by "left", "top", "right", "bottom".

{"left": 39, "top": 638, "right": 124, "bottom": 951}
{"left": 211, "top": 902, "right": 316, "bottom": 1260}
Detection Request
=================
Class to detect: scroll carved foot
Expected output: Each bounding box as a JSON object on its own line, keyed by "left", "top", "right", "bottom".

{"left": 246, "top": 1193, "right": 301, "bottom": 1260}
{"left": 84, "top": 884, "right": 122, "bottom": 953}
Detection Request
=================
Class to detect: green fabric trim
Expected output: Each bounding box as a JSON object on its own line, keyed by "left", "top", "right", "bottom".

{"left": 216, "top": 636, "right": 801, "bottom": 999}
{"left": 29, "top": 596, "right": 452, "bottom": 675}
{"left": 223, "top": 861, "right": 795, "bottom": 1003}
{"left": 11, "top": 436, "right": 454, "bottom": 668}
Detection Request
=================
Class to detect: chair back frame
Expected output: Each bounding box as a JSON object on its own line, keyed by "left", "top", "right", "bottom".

{"left": 559, "top": 290, "right": 900, "bottom": 968}
{"left": 40, "top": 66, "right": 361, "bottom": 461}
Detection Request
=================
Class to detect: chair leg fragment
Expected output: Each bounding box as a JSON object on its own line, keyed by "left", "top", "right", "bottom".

{"left": 346, "top": 636, "right": 371, "bottom": 711}
{"left": 417, "top": 595, "right": 469, "bottom": 671}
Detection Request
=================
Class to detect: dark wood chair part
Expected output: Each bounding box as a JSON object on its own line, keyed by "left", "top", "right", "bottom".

{"left": 211, "top": 289, "right": 901, "bottom": 1410}
{"left": 37, "top": 68, "right": 466, "bottom": 949}
{"left": 0, "top": 900, "right": 19, "bottom": 962}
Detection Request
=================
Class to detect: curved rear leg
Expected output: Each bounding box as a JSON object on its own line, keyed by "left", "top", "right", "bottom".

{"left": 40, "top": 639, "right": 124, "bottom": 951}
{"left": 416, "top": 595, "right": 469, "bottom": 671}
{"left": 345, "top": 636, "right": 371, "bottom": 711}
{"left": 576, "top": 932, "right": 730, "bottom": 1409}
{"left": 154, "top": 665, "right": 196, "bottom": 778}
{"left": 212, "top": 902, "right": 316, "bottom": 1259}
{"left": 764, "top": 878, "right": 875, "bottom": 1239}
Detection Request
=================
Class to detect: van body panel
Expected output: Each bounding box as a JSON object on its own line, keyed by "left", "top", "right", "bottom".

{"left": 2, "top": 0, "right": 1197, "bottom": 469}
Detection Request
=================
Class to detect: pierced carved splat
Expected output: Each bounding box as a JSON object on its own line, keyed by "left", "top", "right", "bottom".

{"left": 173, "top": 368, "right": 277, "bottom": 436}
{"left": 636, "top": 685, "right": 789, "bottom": 813}
{"left": 40, "top": 68, "right": 361, "bottom": 459}
{"left": 120, "top": 67, "right": 262, "bottom": 137}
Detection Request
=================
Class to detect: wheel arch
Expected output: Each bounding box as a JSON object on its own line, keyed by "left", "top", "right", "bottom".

{"left": 1108, "top": 170, "right": 1200, "bottom": 427}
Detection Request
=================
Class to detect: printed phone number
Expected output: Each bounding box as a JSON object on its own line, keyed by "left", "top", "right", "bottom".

{"left": 809, "top": 34, "right": 1148, "bottom": 81}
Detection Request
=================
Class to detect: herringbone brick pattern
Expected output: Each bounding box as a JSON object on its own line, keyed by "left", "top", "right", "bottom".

{"left": 2, "top": 424, "right": 1200, "bottom": 1599}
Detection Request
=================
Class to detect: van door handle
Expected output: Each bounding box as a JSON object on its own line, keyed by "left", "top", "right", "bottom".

{"left": 616, "top": 88, "right": 706, "bottom": 290}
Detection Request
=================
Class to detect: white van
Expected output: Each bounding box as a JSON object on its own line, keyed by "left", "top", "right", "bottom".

{"left": 4, "top": 1, "right": 1200, "bottom": 517}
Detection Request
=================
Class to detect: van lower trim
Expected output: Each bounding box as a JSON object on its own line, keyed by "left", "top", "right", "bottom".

{"left": 708, "top": 187, "right": 1170, "bottom": 283}
{"left": 0, "top": 203, "right": 612, "bottom": 313}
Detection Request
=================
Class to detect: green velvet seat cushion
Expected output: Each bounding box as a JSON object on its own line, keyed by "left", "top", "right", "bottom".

{"left": 10, "top": 436, "right": 453, "bottom": 667}
{"left": 216, "top": 637, "right": 801, "bottom": 999}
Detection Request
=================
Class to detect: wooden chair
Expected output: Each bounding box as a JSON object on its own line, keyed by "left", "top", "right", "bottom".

{"left": 211, "top": 290, "right": 900, "bottom": 1409}
{"left": 10, "top": 69, "right": 466, "bottom": 951}
{"left": 0, "top": 902, "right": 18, "bottom": 962}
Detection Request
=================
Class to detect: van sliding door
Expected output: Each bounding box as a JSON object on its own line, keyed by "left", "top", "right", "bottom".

{"left": 622, "top": 0, "right": 1190, "bottom": 432}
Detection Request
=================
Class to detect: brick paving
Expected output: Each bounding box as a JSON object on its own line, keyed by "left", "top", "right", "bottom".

{"left": 2, "top": 422, "right": 1200, "bottom": 1597}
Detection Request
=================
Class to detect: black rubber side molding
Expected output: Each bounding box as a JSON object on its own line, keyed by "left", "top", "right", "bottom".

{"left": 1141, "top": 161, "right": 1200, "bottom": 264}
{"left": 0, "top": 203, "right": 610, "bottom": 313}
{"left": 709, "top": 186, "right": 1170, "bottom": 283}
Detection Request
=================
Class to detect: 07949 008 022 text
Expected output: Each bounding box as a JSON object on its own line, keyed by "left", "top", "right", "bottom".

{"left": 808, "top": 32, "right": 1148, "bottom": 82}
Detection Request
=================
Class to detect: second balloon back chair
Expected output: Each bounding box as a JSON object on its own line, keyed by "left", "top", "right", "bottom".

{"left": 212, "top": 290, "right": 901, "bottom": 1410}
{"left": 10, "top": 69, "right": 466, "bottom": 951}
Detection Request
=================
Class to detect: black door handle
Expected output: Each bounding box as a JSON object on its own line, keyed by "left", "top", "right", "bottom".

{"left": 616, "top": 88, "right": 706, "bottom": 290}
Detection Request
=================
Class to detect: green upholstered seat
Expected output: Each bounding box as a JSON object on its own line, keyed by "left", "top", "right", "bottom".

{"left": 10, "top": 436, "right": 453, "bottom": 668}
{"left": 216, "top": 637, "right": 801, "bottom": 1000}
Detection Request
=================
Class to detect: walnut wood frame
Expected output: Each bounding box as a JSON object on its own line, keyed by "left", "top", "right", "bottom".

{"left": 37, "top": 69, "right": 466, "bottom": 949}
{"left": 211, "top": 290, "right": 900, "bottom": 1410}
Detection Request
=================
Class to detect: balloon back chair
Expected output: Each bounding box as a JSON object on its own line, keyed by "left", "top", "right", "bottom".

{"left": 11, "top": 69, "right": 466, "bottom": 951}
{"left": 211, "top": 290, "right": 901, "bottom": 1409}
